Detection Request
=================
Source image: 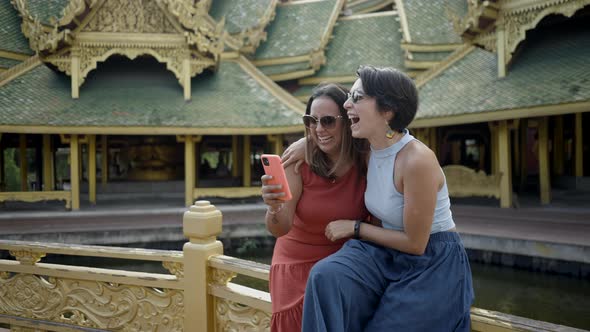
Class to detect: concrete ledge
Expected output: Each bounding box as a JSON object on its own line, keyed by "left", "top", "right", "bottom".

{"left": 461, "top": 233, "right": 590, "bottom": 264}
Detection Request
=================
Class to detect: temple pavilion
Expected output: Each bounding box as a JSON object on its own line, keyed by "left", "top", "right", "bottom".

{"left": 0, "top": 0, "right": 588, "bottom": 210}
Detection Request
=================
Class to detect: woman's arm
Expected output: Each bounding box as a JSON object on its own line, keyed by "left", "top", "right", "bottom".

{"left": 262, "top": 164, "right": 303, "bottom": 238}
{"left": 325, "top": 143, "right": 440, "bottom": 255}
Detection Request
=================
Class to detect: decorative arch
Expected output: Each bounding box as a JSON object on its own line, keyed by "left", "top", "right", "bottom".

{"left": 503, "top": 1, "right": 590, "bottom": 64}
{"left": 77, "top": 47, "right": 188, "bottom": 87}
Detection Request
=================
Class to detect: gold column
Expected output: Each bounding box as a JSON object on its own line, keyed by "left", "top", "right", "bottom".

{"left": 575, "top": 113, "right": 583, "bottom": 177}
{"left": 88, "top": 135, "right": 97, "bottom": 205}
{"left": 195, "top": 140, "right": 200, "bottom": 187}
{"left": 42, "top": 134, "right": 54, "bottom": 191}
{"left": 519, "top": 119, "right": 528, "bottom": 190}
{"left": 243, "top": 135, "right": 251, "bottom": 187}
{"left": 231, "top": 136, "right": 239, "bottom": 177}
{"left": 498, "top": 121, "right": 512, "bottom": 208}
{"left": 101, "top": 135, "right": 108, "bottom": 186}
{"left": 489, "top": 125, "right": 499, "bottom": 175}
{"left": 267, "top": 134, "right": 284, "bottom": 156}
{"left": 78, "top": 141, "right": 83, "bottom": 181}
{"left": 185, "top": 137, "right": 196, "bottom": 207}
{"left": 19, "top": 134, "right": 27, "bottom": 192}
{"left": 538, "top": 117, "right": 551, "bottom": 204}
{"left": 553, "top": 116, "right": 564, "bottom": 176}
{"left": 70, "top": 135, "right": 80, "bottom": 210}
{"left": 0, "top": 134, "right": 4, "bottom": 187}
{"left": 183, "top": 58, "right": 191, "bottom": 101}
{"left": 71, "top": 49, "right": 80, "bottom": 99}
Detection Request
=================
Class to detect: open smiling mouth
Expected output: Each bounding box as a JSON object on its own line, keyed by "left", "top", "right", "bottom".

{"left": 348, "top": 116, "right": 360, "bottom": 124}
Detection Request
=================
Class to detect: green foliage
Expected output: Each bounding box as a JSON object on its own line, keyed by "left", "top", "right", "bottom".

{"left": 3, "top": 149, "right": 21, "bottom": 191}
{"left": 235, "top": 238, "right": 260, "bottom": 255}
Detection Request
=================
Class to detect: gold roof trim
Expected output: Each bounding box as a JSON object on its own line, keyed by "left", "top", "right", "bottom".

{"left": 411, "top": 101, "right": 590, "bottom": 128}
{"left": 0, "top": 50, "right": 32, "bottom": 61}
{"left": 339, "top": 10, "right": 397, "bottom": 20}
{"left": 254, "top": 0, "right": 345, "bottom": 79}
{"left": 414, "top": 44, "right": 474, "bottom": 89}
{"left": 0, "top": 55, "right": 41, "bottom": 88}
{"left": 235, "top": 56, "right": 306, "bottom": 115}
{"left": 393, "top": 0, "right": 412, "bottom": 43}
{"left": 400, "top": 43, "right": 462, "bottom": 52}
{"left": 299, "top": 75, "right": 357, "bottom": 85}
{"left": 224, "top": 0, "right": 279, "bottom": 54}
{"left": 0, "top": 125, "right": 305, "bottom": 136}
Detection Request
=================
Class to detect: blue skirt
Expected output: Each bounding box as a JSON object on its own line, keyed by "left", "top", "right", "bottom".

{"left": 302, "top": 232, "right": 474, "bottom": 332}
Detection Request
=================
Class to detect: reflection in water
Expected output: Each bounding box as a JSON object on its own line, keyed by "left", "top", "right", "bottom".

{"left": 470, "top": 262, "right": 590, "bottom": 329}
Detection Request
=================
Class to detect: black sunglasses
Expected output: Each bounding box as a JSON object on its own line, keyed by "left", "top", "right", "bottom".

{"left": 347, "top": 90, "right": 366, "bottom": 103}
{"left": 303, "top": 115, "right": 344, "bottom": 129}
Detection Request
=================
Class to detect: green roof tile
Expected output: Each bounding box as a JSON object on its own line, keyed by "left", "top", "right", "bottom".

{"left": 346, "top": 0, "right": 393, "bottom": 14}
{"left": 403, "top": 0, "right": 465, "bottom": 44}
{"left": 417, "top": 26, "right": 590, "bottom": 120}
{"left": 410, "top": 51, "right": 452, "bottom": 62}
{"left": 0, "top": 59, "right": 303, "bottom": 129}
{"left": 0, "top": 57, "right": 22, "bottom": 69}
{"left": 26, "top": 0, "right": 69, "bottom": 25}
{"left": 0, "top": 1, "right": 33, "bottom": 54}
{"left": 314, "top": 13, "right": 405, "bottom": 78}
{"left": 209, "top": 0, "right": 274, "bottom": 35}
{"left": 255, "top": 0, "right": 339, "bottom": 59}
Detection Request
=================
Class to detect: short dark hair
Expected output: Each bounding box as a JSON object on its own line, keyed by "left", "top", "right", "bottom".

{"left": 356, "top": 65, "right": 418, "bottom": 131}
{"left": 304, "top": 83, "right": 367, "bottom": 178}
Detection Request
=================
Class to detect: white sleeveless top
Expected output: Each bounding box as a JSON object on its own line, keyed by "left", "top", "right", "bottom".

{"left": 365, "top": 130, "right": 455, "bottom": 234}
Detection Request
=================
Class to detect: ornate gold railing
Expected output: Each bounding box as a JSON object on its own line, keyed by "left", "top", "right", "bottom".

{"left": 0, "top": 201, "right": 585, "bottom": 331}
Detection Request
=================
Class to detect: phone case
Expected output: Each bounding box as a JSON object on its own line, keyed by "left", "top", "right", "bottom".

{"left": 261, "top": 154, "right": 292, "bottom": 201}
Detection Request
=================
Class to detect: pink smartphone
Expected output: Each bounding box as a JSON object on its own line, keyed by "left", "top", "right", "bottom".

{"left": 261, "top": 154, "right": 292, "bottom": 201}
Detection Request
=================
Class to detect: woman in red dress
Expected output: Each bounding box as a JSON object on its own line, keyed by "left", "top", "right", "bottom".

{"left": 261, "top": 83, "right": 369, "bottom": 332}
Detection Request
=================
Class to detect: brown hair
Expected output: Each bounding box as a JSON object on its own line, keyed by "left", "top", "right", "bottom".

{"left": 304, "top": 83, "right": 368, "bottom": 179}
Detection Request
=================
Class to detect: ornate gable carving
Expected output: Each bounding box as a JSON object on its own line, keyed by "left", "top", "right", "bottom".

{"left": 12, "top": 0, "right": 223, "bottom": 101}
{"left": 455, "top": 0, "right": 590, "bottom": 75}
{"left": 82, "top": 0, "right": 177, "bottom": 33}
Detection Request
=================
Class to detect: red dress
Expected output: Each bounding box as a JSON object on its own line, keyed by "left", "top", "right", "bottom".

{"left": 270, "top": 163, "right": 368, "bottom": 332}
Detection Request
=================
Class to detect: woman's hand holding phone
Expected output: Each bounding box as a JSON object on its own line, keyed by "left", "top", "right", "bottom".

{"left": 260, "top": 154, "right": 292, "bottom": 214}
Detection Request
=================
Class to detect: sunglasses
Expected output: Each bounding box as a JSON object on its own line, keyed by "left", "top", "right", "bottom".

{"left": 347, "top": 90, "right": 366, "bottom": 103}
{"left": 303, "top": 114, "right": 344, "bottom": 129}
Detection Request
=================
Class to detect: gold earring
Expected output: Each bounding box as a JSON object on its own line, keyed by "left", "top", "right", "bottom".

{"left": 386, "top": 124, "right": 395, "bottom": 139}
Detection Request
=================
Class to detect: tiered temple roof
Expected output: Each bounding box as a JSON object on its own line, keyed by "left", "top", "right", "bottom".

{"left": 0, "top": 0, "right": 589, "bottom": 133}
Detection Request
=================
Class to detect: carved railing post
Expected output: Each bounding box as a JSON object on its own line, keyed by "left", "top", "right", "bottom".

{"left": 183, "top": 200, "right": 223, "bottom": 332}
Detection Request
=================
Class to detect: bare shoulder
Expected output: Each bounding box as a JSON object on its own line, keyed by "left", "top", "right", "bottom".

{"left": 397, "top": 140, "right": 441, "bottom": 176}
{"left": 400, "top": 140, "right": 437, "bottom": 164}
